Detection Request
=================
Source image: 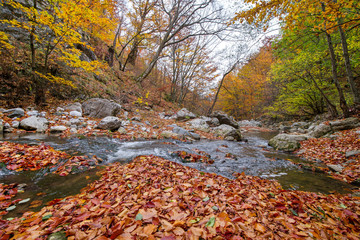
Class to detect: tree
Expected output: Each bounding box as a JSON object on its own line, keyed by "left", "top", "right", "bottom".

{"left": 234, "top": 0, "right": 360, "bottom": 114}
{"left": 136, "top": 0, "right": 225, "bottom": 83}
{"left": 216, "top": 42, "right": 274, "bottom": 119}
{"left": 1, "top": 0, "right": 117, "bottom": 104}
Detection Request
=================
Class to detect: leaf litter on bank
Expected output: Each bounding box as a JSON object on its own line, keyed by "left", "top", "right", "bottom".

{"left": 297, "top": 127, "right": 360, "bottom": 184}
{"left": 0, "top": 141, "right": 100, "bottom": 176}
{"left": 0, "top": 155, "right": 359, "bottom": 239}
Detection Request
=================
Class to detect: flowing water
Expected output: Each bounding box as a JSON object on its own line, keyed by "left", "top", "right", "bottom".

{"left": 0, "top": 131, "right": 355, "bottom": 217}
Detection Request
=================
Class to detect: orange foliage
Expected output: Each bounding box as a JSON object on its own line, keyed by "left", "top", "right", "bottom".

{"left": 218, "top": 41, "right": 274, "bottom": 119}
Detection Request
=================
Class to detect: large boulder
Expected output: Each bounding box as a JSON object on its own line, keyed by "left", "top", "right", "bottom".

{"left": 200, "top": 116, "right": 220, "bottom": 127}
{"left": 268, "top": 134, "right": 310, "bottom": 152}
{"left": 210, "top": 111, "right": 239, "bottom": 128}
{"left": 96, "top": 116, "right": 122, "bottom": 131}
{"left": 82, "top": 98, "right": 121, "bottom": 118}
{"left": 224, "top": 129, "right": 243, "bottom": 141}
{"left": 212, "top": 124, "right": 236, "bottom": 136}
{"left": 329, "top": 117, "right": 360, "bottom": 131}
{"left": 187, "top": 118, "right": 210, "bottom": 132}
{"left": 172, "top": 126, "right": 201, "bottom": 140}
{"left": 20, "top": 116, "right": 49, "bottom": 132}
{"left": 238, "top": 120, "right": 262, "bottom": 128}
{"left": 173, "top": 108, "right": 196, "bottom": 121}
{"left": 308, "top": 124, "right": 332, "bottom": 138}
{"left": 64, "top": 102, "right": 82, "bottom": 114}
{"left": 4, "top": 108, "right": 25, "bottom": 118}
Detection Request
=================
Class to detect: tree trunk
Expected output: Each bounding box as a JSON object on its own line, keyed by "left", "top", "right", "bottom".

{"left": 208, "top": 73, "right": 227, "bottom": 115}
{"left": 321, "top": 3, "right": 349, "bottom": 117}
{"left": 208, "top": 62, "right": 238, "bottom": 115}
{"left": 338, "top": 25, "right": 360, "bottom": 106}
{"left": 30, "top": 0, "right": 45, "bottom": 105}
{"left": 307, "top": 71, "right": 338, "bottom": 118}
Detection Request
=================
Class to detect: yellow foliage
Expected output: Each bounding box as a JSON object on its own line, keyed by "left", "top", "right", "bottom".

{"left": 0, "top": 31, "right": 14, "bottom": 52}
{"left": 35, "top": 71, "right": 76, "bottom": 88}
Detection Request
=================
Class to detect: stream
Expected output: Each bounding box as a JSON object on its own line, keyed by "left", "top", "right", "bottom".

{"left": 0, "top": 131, "right": 355, "bottom": 218}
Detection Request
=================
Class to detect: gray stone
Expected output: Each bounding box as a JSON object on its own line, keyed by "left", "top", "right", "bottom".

{"left": 118, "top": 127, "right": 127, "bottom": 134}
{"left": 96, "top": 116, "right": 121, "bottom": 131}
{"left": 56, "top": 107, "right": 64, "bottom": 112}
{"left": 212, "top": 124, "right": 236, "bottom": 137}
{"left": 20, "top": 116, "right": 49, "bottom": 132}
{"left": 70, "top": 128, "right": 78, "bottom": 134}
{"left": 145, "top": 121, "right": 151, "bottom": 126}
{"left": 238, "top": 120, "right": 262, "bottom": 128}
{"left": 187, "top": 118, "right": 210, "bottom": 132}
{"left": 11, "top": 120, "right": 19, "bottom": 128}
{"left": 131, "top": 116, "right": 141, "bottom": 122}
{"left": 0, "top": 120, "right": 3, "bottom": 133}
{"left": 345, "top": 150, "right": 360, "bottom": 158}
{"left": 224, "top": 129, "right": 242, "bottom": 141}
{"left": 2, "top": 122, "right": 10, "bottom": 128}
{"left": 291, "top": 121, "right": 310, "bottom": 129}
{"left": 4, "top": 108, "right": 25, "bottom": 118}
{"left": 327, "top": 164, "right": 344, "bottom": 173}
{"left": 173, "top": 108, "right": 196, "bottom": 121}
{"left": 210, "top": 111, "right": 239, "bottom": 128}
{"left": 82, "top": 98, "right": 121, "bottom": 118}
{"left": 160, "top": 131, "right": 179, "bottom": 139}
{"left": 27, "top": 110, "right": 39, "bottom": 116}
{"left": 200, "top": 116, "right": 220, "bottom": 127}
{"left": 69, "top": 111, "right": 82, "bottom": 117}
{"left": 50, "top": 126, "right": 67, "bottom": 133}
{"left": 171, "top": 126, "right": 201, "bottom": 140}
{"left": 70, "top": 118, "right": 81, "bottom": 126}
{"left": 268, "top": 134, "right": 310, "bottom": 152}
{"left": 40, "top": 111, "right": 47, "bottom": 117}
{"left": 329, "top": 117, "right": 360, "bottom": 131}
{"left": 64, "top": 102, "right": 82, "bottom": 114}
{"left": 308, "top": 124, "right": 332, "bottom": 138}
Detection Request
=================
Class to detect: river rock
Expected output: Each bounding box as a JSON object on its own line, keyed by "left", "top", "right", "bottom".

{"left": 82, "top": 98, "right": 121, "bottom": 118}
{"left": 69, "top": 111, "right": 82, "bottom": 117}
{"left": 224, "top": 129, "right": 242, "bottom": 141}
{"left": 291, "top": 121, "right": 310, "bottom": 129}
{"left": 308, "top": 124, "right": 332, "bottom": 138}
{"left": 160, "top": 130, "right": 179, "bottom": 139}
{"left": 238, "top": 120, "right": 262, "bottom": 128}
{"left": 327, "top": 164, "right": 344, "bottom": 173}
{"left": 268, "top": 133, "right": 310, "bottom": 152}
{"left": 27, "top": 110, "right": 39, "bottom": 116}
{"left": 69, "top": 118, "right": 81, "bottom": 126}
{"left": 200, "top": 116, "right": 220, "bottom": 127}
{"left": 329, "top": 117, "right": 360, "bottom": 131}
{"left": 11, "top": 120, "right": 19, "bottom": 128}
{"left": 345, "top": 150, "right": 360, "bottom": 158}
{"left": 64, "top": 102, "right": 82, "bottom": 114}
{"left": 212, "top": 124, "right": 236, "bottom": 137}
{"left": 210, "top": 111, "right": 239, "bottom": 128}
{"left": 172, "top": 126, "right": 200, "bottom": 140}
{"left": 96, "top": 116, "right": 121, "bottom": 131}
{"left": 20, "top": 116, "right": 49, "bottom": 132}
{"left": 173, "top": 108, "right": 196, "bottom": 121}
{"left": 118, "top": 127, "right": 127, "bottom": 134}
{"left": 4, "top": 108, "right": 25, "bottom": 118}
{"left": 50, "top": 125, "right": 67, "bottom": 133}
{"left": 187, "top": 118, "right": 210, "bottom": 132}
